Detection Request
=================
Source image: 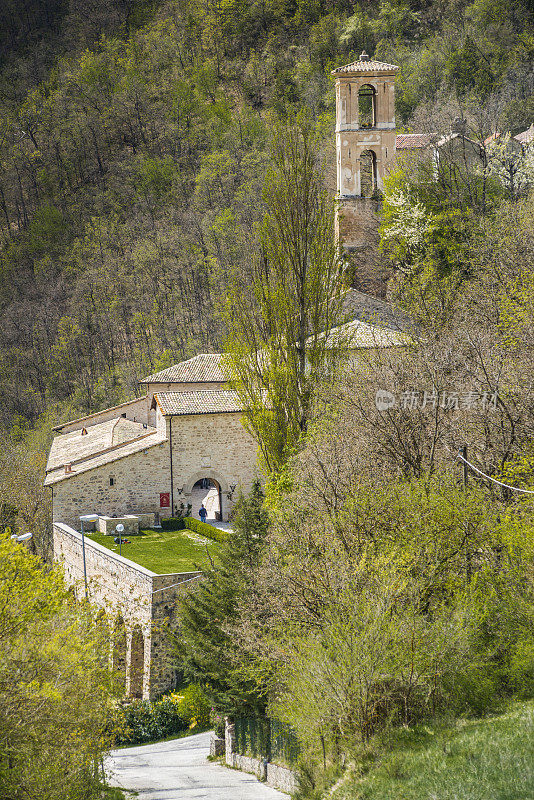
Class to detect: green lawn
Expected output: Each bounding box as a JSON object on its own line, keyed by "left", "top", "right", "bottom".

{"left": 86, "top": 528, "right": 222, "bottom": 574}
{"left": 331, "top": 701, "right": 534, "bottom": 800}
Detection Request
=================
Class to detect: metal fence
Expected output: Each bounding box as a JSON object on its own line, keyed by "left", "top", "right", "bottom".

{"left": 234, "top": 716, "right": 300, "bottom": 767}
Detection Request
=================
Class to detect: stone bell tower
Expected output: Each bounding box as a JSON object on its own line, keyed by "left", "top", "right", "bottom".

{"left": 332, "top": 52, "right": 399, "bottom": 253}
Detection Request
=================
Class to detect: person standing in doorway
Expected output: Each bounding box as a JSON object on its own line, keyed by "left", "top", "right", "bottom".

{"left": 199, "top": 504, "right": 207, "bottom": 523}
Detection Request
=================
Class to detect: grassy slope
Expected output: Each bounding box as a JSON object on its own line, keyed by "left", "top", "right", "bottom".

{"left": 86, "top": 528, "right": 221, "bottom": 574}
{"left": 332, "top": 702, "right": 534, "bottom": 800}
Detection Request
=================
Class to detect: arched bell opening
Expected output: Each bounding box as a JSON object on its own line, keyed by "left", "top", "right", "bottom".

{"left": 358, "top": 84, "right": 376, "bottom": 129}
{"left": 360, "top": 149, "right": 377, "bottom": 197}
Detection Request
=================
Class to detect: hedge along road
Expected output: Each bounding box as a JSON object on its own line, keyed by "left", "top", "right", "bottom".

{"left": 105, "top": 730, "right": 286, "bottom": 799}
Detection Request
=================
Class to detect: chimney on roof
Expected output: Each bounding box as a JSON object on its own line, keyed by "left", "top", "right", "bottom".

{"left": 360, "top": 50, "right": 370, "bottom": 61}
{"left": 65, "top": 463, "right": 73, "bottom": 474}
{"left": 451, "top": 117, "right": 466, "bottom": 135}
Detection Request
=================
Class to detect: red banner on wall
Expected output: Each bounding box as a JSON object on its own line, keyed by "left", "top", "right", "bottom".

{"left": 159, "top": 492, "right": 170, "bottom": 508}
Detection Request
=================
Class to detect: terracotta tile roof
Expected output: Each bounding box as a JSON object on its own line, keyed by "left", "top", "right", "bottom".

{"left": 47, "top": 418, "right": 117, "bottom": 471}
{"left": 484, "top": 131, "right": 501, "bottom": 145}
{"left": 514, "top": 123, "right": 534, "bottom": 145}
{"left": 154, "top": 390, "right": 244, "bottom": 416}
{"left": 112, "top": 418, "right": 149, "bottom": 445}
{"left": 396, "top": 133, "right": 433, "bottom": 149}
{"left": 140, "top": 354, "right": 225, "bottom": 384}
{"left": 332, "top": 53, "right": 399, "bottom": 75}
{"left": 322, "top": 318, "right": 411, "bottom": 349}
{"left": 45, "top": 420, "right": 164, "bottom": 486}
{"left": 52, "top": 396, "right": 145, "bottom": 432}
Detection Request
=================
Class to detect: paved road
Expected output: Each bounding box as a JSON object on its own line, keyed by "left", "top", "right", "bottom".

{"left": 106, "top": 731, "right": 285, "bottom": 799}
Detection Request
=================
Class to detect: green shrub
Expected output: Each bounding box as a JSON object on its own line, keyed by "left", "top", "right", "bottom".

{"left": 161, "top": 517, "right": 185, "bottom": 531}
{"left": 211, "top": 709, "right": 225, "bottom": 738}
{"left": 118, "top": 700, "right": 166, "bottom": 744}
{"left": 115, "top": 684, "right": 210, "bottom": 744}
{"left": 179, "top": 683, "right": 211, "bottom": 729}
{"left": 154, "top": 695, "right": 188, "bottom": 734}
{"left": 183, "top": 516, "right": 230, "bottom": 543}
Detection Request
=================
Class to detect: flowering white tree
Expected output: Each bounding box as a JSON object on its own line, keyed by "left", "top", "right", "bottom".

{"left": 486, "top": 133, "right": 534, "bottom": 199}
{"left": 379, "top": 189, "right": 435, "bottom": 274}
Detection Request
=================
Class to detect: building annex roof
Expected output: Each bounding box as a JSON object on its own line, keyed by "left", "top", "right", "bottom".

{"left": 396, "top": 133, "right": 434, "bottom": 149}
{"left": 140, "top": 353, "right": 226, "bottom": 384}
{"left": 514, "top": 123, "right": 534, "bottom": 145}
{"left": 320, "top": 317, "right": 412, "bottom": 349}
{"left": 154, "top": 390, "right": 244, "bottom": 416}
{"left": 332, "top": 52, "right": 399, "bottom": 75}
{"left": 342, "top": 289, "right": 412, "bottom": 333}
{"left": 45, "top": 418, "right": 164, "bottom": 485}
{"left": 435, "top": 130, "right": 483, "bottom": 151}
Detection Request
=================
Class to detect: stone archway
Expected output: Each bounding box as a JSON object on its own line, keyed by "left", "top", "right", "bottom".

{"left": 182, "top": 469, "right": 230, "bottom": 521}
{"left": 190, "top": 478, "right": 222, "bottom": 521}
{"left": 129, "top": 625, "right": 145, "bottom": 699}
{"left": 183, "top": 468, "right": 230, "bottom": 496}
{"left": 112, "top": 615, "right": 127, "bottom": 691}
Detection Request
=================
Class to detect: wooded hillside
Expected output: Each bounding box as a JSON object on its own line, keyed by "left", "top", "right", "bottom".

{"left": 1, "top": 0, "right": 534, "bottom": 427}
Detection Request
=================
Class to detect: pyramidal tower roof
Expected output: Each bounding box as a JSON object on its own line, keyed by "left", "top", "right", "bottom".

{"left": 332, "top": 51, "right": 399, "bottom": 75}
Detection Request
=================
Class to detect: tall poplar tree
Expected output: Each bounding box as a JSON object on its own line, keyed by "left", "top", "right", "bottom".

{"left": 222, "top": 113, "right": 345, "bottom": 474}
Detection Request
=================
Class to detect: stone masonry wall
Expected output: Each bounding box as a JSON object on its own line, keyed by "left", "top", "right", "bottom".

{"left": 224, "top": 718, "right": 298, "bottom": 794}
{"left": 52, "top": 409, "right": 259, "bottom": 526}
{"left": 169, "top": 412, "right": 259, "bottom": 521}
{"left": 150, "top": 573, "right": 202, "bottom": 696}
{"left": 336, "top": 198, "right": 391, "bottom": 296}
{"left": 51, "top": 441, "right": 171, "bottom": 528}
{"left": 53, "top": 523, "right": 200, "bottom": 699}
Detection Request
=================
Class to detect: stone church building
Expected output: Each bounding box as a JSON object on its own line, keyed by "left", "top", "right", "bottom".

{"left": 46, "top": 51, "right": 415, "bottom": 530}
{"left": 46, "top": 317, "right": 408, "bottom": 529}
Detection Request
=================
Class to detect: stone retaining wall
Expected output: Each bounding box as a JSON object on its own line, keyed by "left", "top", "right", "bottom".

{"left": 53, "top": 522, "right": 200, "bottom": 698}
{"left": 224, "top": 717, "right": 298, "bottom": 795}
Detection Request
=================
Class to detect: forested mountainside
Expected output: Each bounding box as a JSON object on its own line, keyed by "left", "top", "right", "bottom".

{"left": 1, "top": 0, "right": 534, "bottom": 427}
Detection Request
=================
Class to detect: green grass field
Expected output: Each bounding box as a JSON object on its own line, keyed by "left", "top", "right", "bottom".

{"left": 331, "top": 701, "right": 534, "bottom": 800}
{"left": 86, "top": 528, "right": 222, "bottom": 574}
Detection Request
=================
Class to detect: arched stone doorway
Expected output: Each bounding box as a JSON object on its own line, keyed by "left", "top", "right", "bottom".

{"left": 112, "top": 616, "right": 127, "bottom": 691}
{"left": 129, "top": 625, "right": 145, "bottom": 699}
{"left": 190, "top": 478, "right": 222, "bottom": 522}
{"left": 360, "top": 149, "right": 377, "bottom": 197}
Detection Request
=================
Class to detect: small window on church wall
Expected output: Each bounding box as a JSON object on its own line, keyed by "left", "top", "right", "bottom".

{"left": 110, "top": 477, "right": 115, "bottom": 487}
{"left": 358, "top": 84, "right": 375, "bottom": 128}
{"left": 360, "top": 150, "right": 377, "bottom": 197}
